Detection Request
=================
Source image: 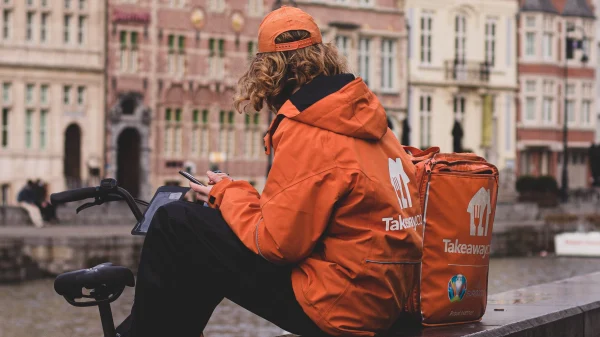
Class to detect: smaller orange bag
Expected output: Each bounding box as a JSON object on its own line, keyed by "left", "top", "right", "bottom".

{"left": 404, "top": 146, "right": 499, "bottom": 326}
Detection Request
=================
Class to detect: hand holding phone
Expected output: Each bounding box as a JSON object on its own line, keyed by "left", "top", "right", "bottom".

{"left": 179, "top": 171, "right": 206, "bottom": 186}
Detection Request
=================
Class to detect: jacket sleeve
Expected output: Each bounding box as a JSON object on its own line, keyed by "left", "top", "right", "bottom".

{"left": 207, "top": 124, "right": 345, "bottom": 265}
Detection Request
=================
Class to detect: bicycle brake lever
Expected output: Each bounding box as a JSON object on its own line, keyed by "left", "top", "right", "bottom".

{"left": 76, "top": 202, "right": 98, "bottom": 214}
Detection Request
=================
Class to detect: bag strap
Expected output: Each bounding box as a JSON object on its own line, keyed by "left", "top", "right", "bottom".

{"left": 403, "top": 146, "right": 440, "bottom": 158}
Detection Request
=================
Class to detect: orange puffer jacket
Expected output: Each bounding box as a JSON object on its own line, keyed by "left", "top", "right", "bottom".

{"left": 208, "top": 74, "right": 423, "bottom": 336}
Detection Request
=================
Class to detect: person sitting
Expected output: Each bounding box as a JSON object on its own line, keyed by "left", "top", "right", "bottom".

{"left": 17, "top": 180, "right": 44, "bottom": 228}
{"left": 122, "top": 6, "right": 423, "bottom": 337}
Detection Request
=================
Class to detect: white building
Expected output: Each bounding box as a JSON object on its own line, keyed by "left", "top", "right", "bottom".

{"left": 0, "top": 0, "right": 106, "bottom": 205}
{"left": 405, "top": 0, "right": 519, "bottom": 170}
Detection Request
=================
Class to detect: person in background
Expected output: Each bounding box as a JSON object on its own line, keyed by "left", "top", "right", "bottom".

{"left": 122, "top": 6, "right": 422, "bottom": 337}
{"left": 17, "top": 180, "right": 44, "bottom": 228}
{"left": 37, "top": 181, "right": 58, "bottom": 223}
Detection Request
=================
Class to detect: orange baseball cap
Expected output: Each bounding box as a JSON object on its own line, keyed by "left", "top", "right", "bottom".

{"left": 257, "top": 6, "right": 322, "bottom": 53}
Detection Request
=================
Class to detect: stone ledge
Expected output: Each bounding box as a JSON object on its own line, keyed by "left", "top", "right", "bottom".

{"left": 279, "top": 271, "right": 600, "bottom": 337}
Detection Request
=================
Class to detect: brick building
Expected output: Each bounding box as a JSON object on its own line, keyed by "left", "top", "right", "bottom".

{"left": 0, "top": 0, "right": 106, "bottom": 205}
{"left": 517, "top": 0, "right": 596, "bottom": 189}
{"left": 106, "top": 0, "right": 407, "bottom": 198}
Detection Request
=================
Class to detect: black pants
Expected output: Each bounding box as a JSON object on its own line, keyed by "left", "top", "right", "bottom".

{"left": 126, "top": 201, "right": 327, "bottom": 337}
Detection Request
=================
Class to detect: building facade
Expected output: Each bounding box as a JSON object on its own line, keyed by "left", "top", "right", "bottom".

{"left": 294, "top": 0, "right": 408, "bottom": 137}
{"left": 405, "top": 0, "right": 519, "bottom": 171}
{"left": 0, "top": 0, "right": 106, "bottom": 205}
{"left": 106, "top": 0, "right": 407, "bottom": 199}
{"left": 517, "top": 0, "right": 596, "bottom": 189}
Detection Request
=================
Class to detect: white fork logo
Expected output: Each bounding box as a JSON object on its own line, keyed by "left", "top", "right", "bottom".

{"left": 388, "top": 158, "right": 412, "bottom": 209}
{"left": 467, "top": 187, "right": 491, "bottom": 236}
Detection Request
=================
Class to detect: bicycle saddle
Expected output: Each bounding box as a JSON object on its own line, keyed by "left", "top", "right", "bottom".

{"left": 54, "top": 263, "right": 135, "bottom": 300}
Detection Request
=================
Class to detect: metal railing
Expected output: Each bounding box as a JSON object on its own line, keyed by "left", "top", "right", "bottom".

{"left": 444, "top": 60, "right": 491, "bottom": 86}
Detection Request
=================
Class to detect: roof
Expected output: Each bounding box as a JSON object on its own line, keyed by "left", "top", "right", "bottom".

{"left": 520, "top": 0, "right": 560, "bottom": 14}
{"left": 561, "top": 0, "right": 595, "bottom": 18}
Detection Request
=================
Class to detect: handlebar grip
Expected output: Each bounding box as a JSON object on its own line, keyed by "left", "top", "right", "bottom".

{"left": 50, "top": 187, "right": 99, "bottom": 205}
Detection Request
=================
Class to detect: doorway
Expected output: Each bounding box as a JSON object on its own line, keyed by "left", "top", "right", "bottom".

{"left": 64, "top": 124, "right": 82, "bottom": 189}
{"left": 116, "top": 128, "right": 141, "bottom": 198}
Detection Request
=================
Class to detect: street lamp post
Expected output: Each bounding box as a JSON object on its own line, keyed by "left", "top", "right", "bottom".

{"left": 561, "top": 24, "right": 589, "bottom": 203}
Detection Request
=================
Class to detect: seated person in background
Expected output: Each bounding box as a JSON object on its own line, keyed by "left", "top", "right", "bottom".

{"left": 124, "top": 6, "right": 423, "bottom": 337}
{"left": 17, "top": 180, "right": 44, "bottom": 228}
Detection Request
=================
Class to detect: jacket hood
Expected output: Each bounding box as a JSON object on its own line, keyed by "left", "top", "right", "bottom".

{"left": 275, "top": 74, "right": 389, "bottom": 141}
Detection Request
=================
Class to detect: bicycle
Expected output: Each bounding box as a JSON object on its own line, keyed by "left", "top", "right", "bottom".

{"left": 50, "top": 178, "right": 170, "bottom": 337}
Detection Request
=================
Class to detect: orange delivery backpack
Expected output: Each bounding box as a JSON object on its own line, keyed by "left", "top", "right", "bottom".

{"left": 403, "top": 146, "right": 499, "bottom": 326}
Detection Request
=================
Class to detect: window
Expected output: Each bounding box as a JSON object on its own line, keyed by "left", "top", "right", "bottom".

{"left": 208, "top": 38, "right": 225, "bottom": 79}
{"left": 2, "top": 83, "right": 10, "bottom": 103}
{"left": 167, "top": 34, "right": 185, "bottom": 75}
{"left": 419, "top": 95, "right": 432, "bottom": 148}
{"left": 42, "top": 0, "right": 48, "bottom": 6}
{"left": 335, "top": 35, "right": 350, "bottom": 59}
{"left": 420, "top": 13, "right": 432, "bottom": 64}
{"left": 3, "top": 10, "right": 12, "bottom": 40}
{"left": 177, "top": 35, "right": 185, "bottom": 76}
{"left": 164, "top": 109, "right": 172, "bottom": 154}
{"left": 542, "top": 32, "right": 552, "bottom": 60}
{"left": 40, "top": 109, "right": 47, "bottom": 149}
{"left": 525, "top": 97, "right": 536, "bottom": 121}
{"left": 64, "top": 15, "right": 71, "bottom": 43}
{"left": 218, "top": 39, "right": 225, "bottom": 57}
{"left": 525, "top": 32, "right": 535, "bottom": 57}
{"left": 130, "top": 31, "right": 138, "bottom": 72}
{"left": 566, "top": 84, "right": 575, "bottom": 95}
{"left": 358, "top": 0, "right": 372, "bottom": 6}
{"left": 77, "top": 16, "right": 86, "bottom": 45}
{"left": 218, "top": 39, "right": 226, "bottom": 79}
{"left": 40, "top": 13, "right": 49, "bottom": 43}
{"left": 27, "top": 0, "right": 33, "bottom": 6}
{"left": 380, "top": 39, "right": 396, "bottom": 91}
{"left": 65, "top": 0, "right": 71, "bottom": 9}
{"left": 26, "top": 11, "right": 34, "bottom": 41}
{"left": 566, "top": 99, "right": 575, "bottom": 123}
{"left": 525, "top": 80, "right": 536, "bottom": 92}
{"left": 248, "top": 0, "right": 263, "bottom": 17}
{"left": 78, "top": 0, "right": 85, "bottom": 10}
{"left": 525, "top": 16, "right": 535, "bottom": 28}
{"left": 1, "top": 108, "right": 8, "bottom": 148}
{"left": 200, "top": 110, "right": 209, "bottom": 154}
{"left": 208, "top": 0, "right": 225, "bottom": 12}
{"left": 453, "top": 96, "right": 465, "bottom": 121}
{"left": 582, "top": 100, "right": 591, "bottom": 125}
{"left": 455, "top": 15, "right": 466, "bottom": 64}
{"left": 358, "top": 38, "right": 370, "bottom": 85}
{"left": 25, "top": 109, "right": 33, "bottom": 149}
{"left": 77, "top": 86, "right": 85, "bottom": 105}
{"left": 40, "top": 84, "right": 48, "bottom": 105}
{"left": 542, "top": 98, "right": 552, "bottom": 123}
{"left": 120, "top": 31, "right": 127, "bottom": 71}
{"left": 1, "top": 184, "right": 9, "bottom": 206}
{"left": 26, "top": 84, "right": 34, "bottom": 105}
{"left": 63, "top": 85, "right": 71, "bottom": 104}
{"left": 174, "top": 109, "right": 182, "bottom": 154}
{"left": 226, "top": 111, "right": 235, "bottom": 157}
{"left": 242, "top": 112, "right": 261, "bottom": 158}
{"left": 168, "top": 34, "right": 175, "bottom": 74}
{"left": 485, "top": 19, "right": 496, "bottom": 67}
{"left": 247, "top": 41, "right": 257, "bottom": 60}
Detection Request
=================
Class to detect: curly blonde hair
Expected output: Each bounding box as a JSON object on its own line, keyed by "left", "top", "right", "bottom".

{"left": 234, "top": 30, "right": 349, "bottom": 113}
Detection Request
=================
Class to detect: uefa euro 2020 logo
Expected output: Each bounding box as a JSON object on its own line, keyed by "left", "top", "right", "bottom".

{"left": 448, "top": 274, "right": 468, "bottom": 303}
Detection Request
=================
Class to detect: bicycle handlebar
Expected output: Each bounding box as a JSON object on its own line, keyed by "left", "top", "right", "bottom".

{"left": 50, "top": 180, "right": 144, "bottom": 221}
{"left": 50, "top": 187, "right": 99, "bottom": 205}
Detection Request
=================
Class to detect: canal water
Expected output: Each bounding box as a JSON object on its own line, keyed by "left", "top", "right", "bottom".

{"left": 2, "top": 257, "right": 600, "bottom": 337}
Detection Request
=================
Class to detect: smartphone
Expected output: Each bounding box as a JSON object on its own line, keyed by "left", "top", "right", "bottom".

{"left": 179, "top": 170, "right": 206, "bottom": 186}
